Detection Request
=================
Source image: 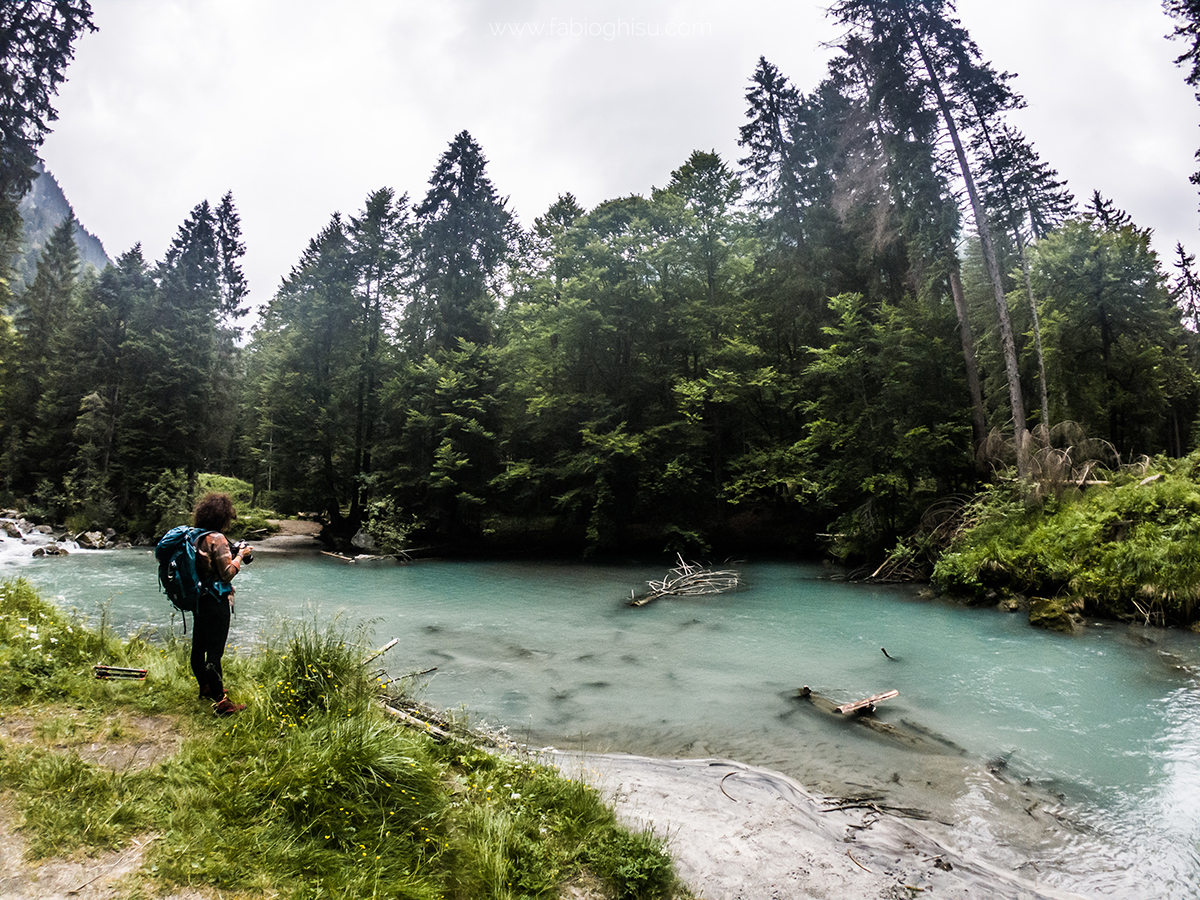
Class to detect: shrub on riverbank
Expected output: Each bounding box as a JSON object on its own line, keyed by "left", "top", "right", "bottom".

{"left": 932, "top": 457, "right": 1200, "bottom": 626}
{"left": 0, "top": 578, "right": 683, "bottom": 899}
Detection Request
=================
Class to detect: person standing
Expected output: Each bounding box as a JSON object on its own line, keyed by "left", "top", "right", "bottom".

{"left": 191, "top": 492, "right": 252, "bottom": 715}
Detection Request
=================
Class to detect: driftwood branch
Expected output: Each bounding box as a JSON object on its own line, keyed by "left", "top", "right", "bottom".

{"left": 381, "top": 703, "right": 453, "bottom": 741}
{"left": 362, "top": 638, "right": 399, "bottom": 666}
{"left": 631, "top": 554, "right": 740, "bottom": 607}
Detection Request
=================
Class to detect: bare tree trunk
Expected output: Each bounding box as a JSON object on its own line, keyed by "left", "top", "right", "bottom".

{"left": 948, "top": 262, "right": 988, "bottom": 455}
{"left": 902, "top": 6, "right": 1030, "bottom": 480}
{"left": 1016, "top": 230, "right": 1050, "bottom": 426}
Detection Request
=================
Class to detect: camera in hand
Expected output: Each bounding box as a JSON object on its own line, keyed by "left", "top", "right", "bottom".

{"left": 233, "top": 540, "right": 253, "bottom": 564}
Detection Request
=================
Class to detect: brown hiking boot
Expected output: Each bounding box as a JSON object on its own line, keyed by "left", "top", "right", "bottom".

{"left": 213, "top": 694, "right": 246, "bottom": 716}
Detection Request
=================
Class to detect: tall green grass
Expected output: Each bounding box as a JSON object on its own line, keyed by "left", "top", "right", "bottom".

{"left": 0, "top": 578, "right": 684, "bottom": 899}
{"left": 932, "top": 460, "right": 1200, "bottom": 625}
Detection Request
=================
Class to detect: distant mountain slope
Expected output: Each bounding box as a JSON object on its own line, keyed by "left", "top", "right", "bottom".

{"left": 12, "top": 162, "right": 111, "bottom": 284}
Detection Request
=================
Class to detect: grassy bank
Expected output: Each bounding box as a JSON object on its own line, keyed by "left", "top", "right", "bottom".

{"left": 0, "top": 578, "right": 685, "bottom": 899}
{"left": 932, "top": 453, "right": 1200, "bottom": 628}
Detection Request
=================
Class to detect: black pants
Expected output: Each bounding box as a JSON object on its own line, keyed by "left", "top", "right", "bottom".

{"left": 191, "top": 590, "right": 231, "bottom": 698}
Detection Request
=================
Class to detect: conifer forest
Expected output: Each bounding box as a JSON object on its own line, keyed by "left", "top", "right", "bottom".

{"left": 6, "top": 0, "right": 1200, "bottom": 569}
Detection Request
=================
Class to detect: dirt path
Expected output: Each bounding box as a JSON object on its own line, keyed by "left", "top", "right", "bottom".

{"left": 250, "top": 518, "right": 325, "bottom": 555}
{"left": 264, "top": 518, "right": 322, "bottom": 537}
{"left": 0, "top": 712, "right": 200, "bottom": 900}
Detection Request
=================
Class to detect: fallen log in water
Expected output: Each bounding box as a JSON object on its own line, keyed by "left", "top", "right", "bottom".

{"left": 630, "top": 554, "right": 740, "bottom": 606}
{"left": 834, "top": 689, "right": 899, "bottom": 715}
{"left": 795, "top": 686, "right": 966, "bottom": 756}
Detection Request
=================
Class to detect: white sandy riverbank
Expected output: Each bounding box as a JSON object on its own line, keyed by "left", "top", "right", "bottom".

{"left": 546, "top": 751, "right": 1091, "bottom": 900}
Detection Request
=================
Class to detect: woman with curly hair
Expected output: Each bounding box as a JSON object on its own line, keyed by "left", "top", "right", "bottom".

{"left": 192, "top": 491, "right": 252, "bottom": 715}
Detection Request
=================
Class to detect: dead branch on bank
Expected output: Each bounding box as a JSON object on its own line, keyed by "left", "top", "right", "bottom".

{"left": 630, "top": 554, "right": 741, "bottom": 607}
{"left": 820, "top": 795, "right": 935, "bottom": 822}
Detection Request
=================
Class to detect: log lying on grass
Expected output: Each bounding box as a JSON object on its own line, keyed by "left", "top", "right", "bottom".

{"left": 630, "top": 554, "right": 740, "bottom": 607}
{"left": 381, "top": 702, "right": 453, "bottom": 741}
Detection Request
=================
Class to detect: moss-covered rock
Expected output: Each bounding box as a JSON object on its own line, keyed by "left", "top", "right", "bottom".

{"left": 1028, "top": 596, "right": 1077, "bottom": 633}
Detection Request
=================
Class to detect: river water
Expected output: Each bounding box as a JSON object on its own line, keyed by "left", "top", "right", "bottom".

{"left": 4, "top": 534, "right": 1200, "bottom": 898}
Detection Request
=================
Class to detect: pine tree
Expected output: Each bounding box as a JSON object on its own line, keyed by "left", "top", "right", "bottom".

{"left": 215, "top": 191, "right": 249, "bottom": 325}
{"left": 973, "top": 124, "right": 1075, "bottom": 425}
{"left": 71, "top": 245, "right": 151, "bottom": 514}
{"left": 113, "top": 196, "right": 247, "bottom": 510}
{"left": 1031, "top": 216, "right": 1196, "bottom": 456}
{"left": 245, "top": 213, "right": 358, "bottom": 520}
{"left": 739, "top": 57, "right": 803, "bottom": 233}
{"left": 1172, "top": 241, "right": 1200, "bottom": 333}
{"left": 0, "top": 1, "right": 95, "bottom": 250}
{"left": 830, "top": 33, "right": 990, "bottom": 451}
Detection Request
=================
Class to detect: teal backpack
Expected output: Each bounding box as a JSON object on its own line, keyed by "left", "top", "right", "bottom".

{"left": 156, "top": 526, "right": 229, "bottom": 619}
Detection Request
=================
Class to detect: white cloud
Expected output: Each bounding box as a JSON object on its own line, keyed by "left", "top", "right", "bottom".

{"left": 37, "top": 0, "right": 1200, "bottom": 307}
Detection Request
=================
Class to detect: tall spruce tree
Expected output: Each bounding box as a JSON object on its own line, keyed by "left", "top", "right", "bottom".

{"left": 346, "top": 187, "right": 410, "bottom": 528}
{"left": 114, "top": 196, "right": 247, "bottom": 512}
{"left": 408, "top": 131, "right": 512, "bottom": 353}
{"left": 1172, "top": 241, "right": 1200, "bottom": 333}
{"left": 70, "top": 245, "right": 151, "bottom": 515}
{"left": 1031, "top": 212, "right": 1196, "bottom": 457}
{"left": 738, "top": 59, "right": 860, "bottom": 363}
{"left": 739, "top": 57, "right": 803, "bottom": 237}
{"left": 246, "top": 213, "right": 358, "bottom": 520}
{"left": 215, "top": 191, "right": 249, "bottom": 325}
{"left": 973, "top": 124, "right": 1074, "bottom": 426}
{"left": 831, "top": 0, "right": 1033, "bottom": 478}
{"left": 829, "top": 34, "right": 990, "bottom": 451}
{"left": 3, "top": 214, "right": 80, "bottom": 492}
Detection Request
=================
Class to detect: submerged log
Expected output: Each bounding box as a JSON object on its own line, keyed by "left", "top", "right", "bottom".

{"left": 630, "top": 554, "right": 740, "bottom": 607}
{"left": 795, "top": 686, "right": 965, "bottom": 756}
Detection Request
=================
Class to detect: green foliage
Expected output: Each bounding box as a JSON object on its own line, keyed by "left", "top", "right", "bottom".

{"left": 933, "top": 459, "right": 1200, "bottom": 623}
{"left": 196, "top": 472, "right": 277, "bottom": 538}
{"left": 365, "top": 497, "right": 417, "bottom": 555}
{"left": 1030, "top": 216, "right": 1197, "bottom": 458}
{"left": 442, "top": 747, "right": 677, "bottom": 900}
{"left": 197, "top": 472, "right": 254, "bottom": 508}
{"left": 261, "top": 617, "right": 380, "bottom": 722}
{"left": 0, "top": 582, "right": 684, "bottom": 899}
{"left": 586, "top": 829, "right": 676, "bottom": 900}
{"left": 139, "top": 470, "right": 275, "bottom": 538}
{"left": 146, "top": 468, "right": 192, "bottom": 534}
{"left": 796, "top": 294, "right": 974, "bottom": 562}
{"left": 1, "top": 746, "right": 145, "bottom": 857}
{"left": 0, "top": 2, "right": 96, "bottom": 245}
{"left": 11, "top": 53, "right": 1200, "bottom": 566}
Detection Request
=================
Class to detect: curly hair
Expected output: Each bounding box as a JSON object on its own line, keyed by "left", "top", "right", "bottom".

{"left": 193, "top": 492, "right": 236, "bottom": 532}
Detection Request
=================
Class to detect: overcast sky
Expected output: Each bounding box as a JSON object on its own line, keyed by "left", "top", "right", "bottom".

{"left": 38, "top": 0, "right": 1200, "bottom": 312}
